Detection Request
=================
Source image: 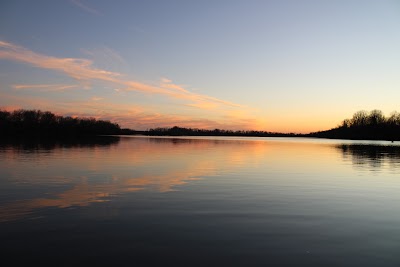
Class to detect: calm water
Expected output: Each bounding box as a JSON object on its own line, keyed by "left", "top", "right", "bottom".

{"left": 1, "top": 136, "right": 400, "bottom": 266}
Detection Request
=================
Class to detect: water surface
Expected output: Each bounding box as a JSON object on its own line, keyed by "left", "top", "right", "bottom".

{"left": 1, "top": 136, "right": 400, "bottom": 266}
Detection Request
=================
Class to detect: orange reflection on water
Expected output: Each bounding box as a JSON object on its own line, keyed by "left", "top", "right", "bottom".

{"left": 0, "top": 136, "right": 375, "bottom": 222}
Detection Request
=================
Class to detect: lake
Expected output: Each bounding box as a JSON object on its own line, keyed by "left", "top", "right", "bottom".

{"left": 1, "top": 136, "right": 400, "bottom": 266}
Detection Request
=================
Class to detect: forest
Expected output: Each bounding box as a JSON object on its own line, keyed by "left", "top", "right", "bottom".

{"left": 0, "top": 109, "right": 300, "bottom": 138}
{"left": 309, "top": 110, "right": 400, "bottom": 141}
{"left": 0, "top": 109, "right": 122, "bottom": 137}
{"left": 1, "top": 109, "right": 399, "bottom": 141}
{"left": 146, "top": 126, "right": 299, "bottom": 137}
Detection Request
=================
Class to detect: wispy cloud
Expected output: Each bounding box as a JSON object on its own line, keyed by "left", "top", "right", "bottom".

{"left": 81, "top": 46, "right": 126, "bottom": 65}
{"left": 59, "top": 102, "right": 259, "bottom": 130}
{"left": 90, "top": 96, "right": 103, "bottom": 101}
{"left": 69, "top": 0, "right": 100, "bottom": 15}
{"left": 0, "top": 105, "right": 21, "bottom": 112}
{"left": 0, "top": 41, "right": 120, "bottom": 82}
{"left": 0, "top": 90, "right": 260, "bottom": 130}
{"left": 13, "top": 84, "right": 80, "bottom": 92}
{"left": 0, "top": 92, "right": 58, "bottom": 111}
{"left": 186, "top": 102, "right": 218, "bottom": 110}
{"left": 0, "top": 40, "right": 241, "bottom": 109}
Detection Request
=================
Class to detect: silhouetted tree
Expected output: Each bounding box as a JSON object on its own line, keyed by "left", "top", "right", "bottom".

{"left": 147, "top": 126, "right": 299, "bottom": 137}
{"left": 350, "top": 110, "right": 368, "bottom": 127}
{"left": 387, "top": 112, "right": 400, "bottom": 126}
{"left": 310, "top": 110, "right": 400, "bottom": 141}
{"left": 367, "top": 109, "right": 385, "bottom": 126}
{"left": 0, "top": 109, "right": 122, "bottom": 137}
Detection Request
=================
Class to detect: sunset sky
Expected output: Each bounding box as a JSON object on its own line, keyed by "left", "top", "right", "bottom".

{"left": 1, "top": 0, "right": 399, "bottom": 133}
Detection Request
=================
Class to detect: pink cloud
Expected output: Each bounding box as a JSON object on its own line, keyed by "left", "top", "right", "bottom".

{"left": 1, "top": 88, "right": 265, "bottom": 131}
{"left": 0, "top": 40, "right": 240, "bottom": 109}
{"left": 69, "top": 0, "right": 100, "bottom": 15}
{"left": 90, "top": 96, "right": 104, "bottom": 101}
{"left": 0, "top": 105, "right": 22, "bottom": 112}
{"left": 81, "top": 46, "right": 126, "bottom": 65}
{"left": 13, "top": 84, "right": 80, "bottom": 92}
{"left": 0, "top": 41, "right": 268, "bottom": 130}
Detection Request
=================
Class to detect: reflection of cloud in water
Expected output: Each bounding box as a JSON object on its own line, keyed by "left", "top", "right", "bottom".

{"left": 0, "top": 168, "right": 205, "bottom": 222}
{"left": 337, "top": 144, "right": 400, "bottom": 170}
{"left": 1, "top": 137, "right": 252, "bottom": 222}
{"left": 1, "top": 136, "right": 345, "bottom": 222}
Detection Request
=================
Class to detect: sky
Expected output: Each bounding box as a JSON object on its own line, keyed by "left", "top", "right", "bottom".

{"left": 1, "top": 0, "right": 399, "bottom": 133}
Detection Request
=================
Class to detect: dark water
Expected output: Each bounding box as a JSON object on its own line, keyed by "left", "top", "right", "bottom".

{"left": 1, "top": 136, "right": 400, "bottom": 266}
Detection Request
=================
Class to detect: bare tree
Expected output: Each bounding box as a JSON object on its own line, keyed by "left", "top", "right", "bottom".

{"left": 368, "top": 109, "right": 385, "bottom": 126}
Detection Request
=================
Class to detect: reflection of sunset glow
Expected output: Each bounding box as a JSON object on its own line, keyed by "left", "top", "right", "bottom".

{"left": 0, "top": 136, "right": 385, "bottom": 222}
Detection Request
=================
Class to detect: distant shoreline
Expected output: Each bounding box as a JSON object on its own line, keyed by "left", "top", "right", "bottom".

{"left": 117, "top": 134, "right": 398, "bottom": 143}
{"left": 2, "top": 109, "right": 400, "bottom": 142}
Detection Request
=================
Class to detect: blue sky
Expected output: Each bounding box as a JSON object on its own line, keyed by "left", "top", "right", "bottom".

{"left": 1, "top": 0, "right": 400, "bottom": 132}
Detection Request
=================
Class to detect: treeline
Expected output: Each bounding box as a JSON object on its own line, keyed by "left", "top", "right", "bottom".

{"left": 0, "top": 136, "right": 120, "bottom": 151}
{"left": 0, "top": 109, "right": 122, "bottom": 137}
{"left": 3, "top": 108, "right": 398, "bottom": 141}
{"left": 147, "top": 126, "right": 300, "bottom": 137}
{"left": 309, "top": 110, "right": 400, "bottom": 141}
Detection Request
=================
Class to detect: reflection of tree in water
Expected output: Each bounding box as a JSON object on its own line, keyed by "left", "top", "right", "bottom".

{"left": 146, "top": 137, "right": 252, "bottom": 146}
{"left": 337, "top": 144, "right": 400, "bottom": 170}
{"left": 0, "top": 136, "right": 120, "bottom": 152}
